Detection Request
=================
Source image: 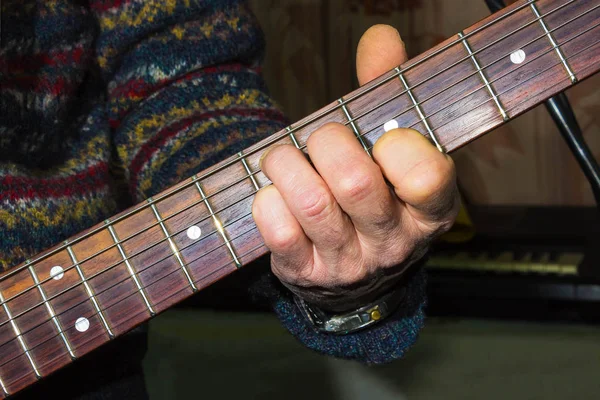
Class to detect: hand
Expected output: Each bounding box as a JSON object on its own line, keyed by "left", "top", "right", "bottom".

{"left": 252, "top": 25, "right": 460, "bottom": 312}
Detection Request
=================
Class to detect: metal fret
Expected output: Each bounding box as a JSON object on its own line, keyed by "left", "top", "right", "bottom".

{"left": 28, "top": 265, "right": 76, "bottom": 360}
{"left": 286, "top": 126, "right": 301, "bottom": 149}
{"left": 194, "top": 181, "right": 242, "bottom": 268}
{"left": 148, "top": 201, "right": 197, "bottom": 292}
{"left": 105, "top": 222, "right": 156, "bottom": 316}
{"left": 0, "top": 292, "right": 41, "bottom": 379}
{"left": 0, "top": 2, "right": 559, "bottom": 283}
{"left": 396, "top": 69, "right": 445, "bottom": 152}
{"left": 338, "top": 98, "right": 372, "bottom": 157}
{"left": 530, "top": 2, "right": 577, "bottom": 83}
{"left": 66, "top": 246, "right": 115, "bottom": 339}
{"left": 458, "top": 32, "right": 509, "bottom": 121}
{"left": 0, "top": 373, "right": 7, "bottom": 397}
{"left": 238, "top": 152, "right": 260, "bottom": 191}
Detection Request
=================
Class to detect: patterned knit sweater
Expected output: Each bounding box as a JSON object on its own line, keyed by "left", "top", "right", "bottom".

{"left": 0, "top": 0, "right": 426, "bottom": 375}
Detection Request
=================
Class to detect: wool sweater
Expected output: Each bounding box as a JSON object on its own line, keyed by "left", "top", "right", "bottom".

{"left": 0, "top": 0, "right": 426, "bottom": 383}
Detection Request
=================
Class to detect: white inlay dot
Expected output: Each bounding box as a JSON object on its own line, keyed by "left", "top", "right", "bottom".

{"left": 50, "top": 266, "right": 64, "bottom": 280}
{"left": 187, "top": 225, "right": 202, "bottom": 240}
{"left": 75, "top": 317, "right": 90, "bottom": 332}
{"left": 384, "top": 120, "right": 399, "bottom": 132}
{"left": 510, "top": 49, "right": 526, "bottom": 64}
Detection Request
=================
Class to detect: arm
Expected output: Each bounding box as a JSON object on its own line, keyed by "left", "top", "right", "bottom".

{"left": 91, "top": 0, "right": 287, "bottom": 201}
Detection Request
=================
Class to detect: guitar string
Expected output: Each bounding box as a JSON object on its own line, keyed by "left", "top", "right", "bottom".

{"left": 10, "top": 50, "right": 600, "bottom": 380}
{"left": 0, "top": 239, "right": 267, "bottom": 387}
{"left": 1, "top": 7, "right": 600, "bottom": 376}
{"left": 1, "top": 32, "right": 600, "bottom": 376}
{"left": 0, "top": 0, "right": 562, "bottom": 278}
{"left": 0, "top": 172, "right": 264, "bottom": 307}
{"left": 0, "top": 0, "right": 590, "bottom": 309}
{"left": 0, "top": 0, "right": 579, "bottom": 302}
{"left": 2, "top": 2, "right": 596, "bottom": 391}
{"left": 0, "top": 4, "right": 596, "bottom": 331}
{"left": 1, "top": 0, "right": 588, "bottom": 297}
{"left": 0, "top": 203, "right": 262, "bottom": 334}
{"left": 0, "top": 225, "right": 263, "bottom": 373}
{"left": 360, "top": 17, "right": 600, "bottom": 147}
{"left": 0, "top": 0, "right": 595, "bottom": 318}
{"left": 1, "top": 38, "right": 599, "bottom": 380}
{"left": 430, "top": 62, "right": 600, "bottom": 150}
{"left": 348, "top": 3, "right": 600, "bottom": 131}
{"left": 2, "top": 24, "right": 596, "bottom": 362}
{"left": 395, "top": 25, "right": 600, "bottom": 149}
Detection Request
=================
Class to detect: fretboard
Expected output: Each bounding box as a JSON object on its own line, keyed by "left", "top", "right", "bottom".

{"left": 1, "top": 0, "right": 599, "bottom": 396}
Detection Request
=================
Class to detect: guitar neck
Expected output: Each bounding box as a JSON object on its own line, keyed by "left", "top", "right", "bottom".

{"left": 1, "top": 0, "right": 598, "bottom": 396}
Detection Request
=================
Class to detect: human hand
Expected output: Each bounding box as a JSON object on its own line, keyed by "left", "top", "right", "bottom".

{"left": 252, "top": 25, "right": 460, "bottom": 312}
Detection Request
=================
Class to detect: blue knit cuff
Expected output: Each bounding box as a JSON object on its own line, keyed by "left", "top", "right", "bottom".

{"left": 252, "top": 268, "right": 427, "bottom": 365}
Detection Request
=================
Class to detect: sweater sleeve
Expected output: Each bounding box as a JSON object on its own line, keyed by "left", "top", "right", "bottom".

{"left": 251, "top": 266, "right": 427, "bottom": 365}
{"left": 90, "top": 0, "right": 426, "bottom": 364}
{"left": 90, "top": 0, "right": 287, "bottom": 200}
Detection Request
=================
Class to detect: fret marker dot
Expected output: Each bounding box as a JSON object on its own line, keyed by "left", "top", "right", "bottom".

{"left": 187, "top": 225, "right": 202, "bottom": 240}
{"left": 50, "top": 266, "right": 64, "bottom": 280}
{"left": 75, "top": 317, "right": 90, "bottom": 332}
{"left": 510, "top": 49, "right": 526, "bottom": 64}
{"left": 384, "top": 120, "right": 399, "bottom": 132}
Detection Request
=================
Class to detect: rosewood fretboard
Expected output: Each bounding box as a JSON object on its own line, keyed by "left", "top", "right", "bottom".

{"left": 1, "top": 0, "right": 599, "bottom": 396}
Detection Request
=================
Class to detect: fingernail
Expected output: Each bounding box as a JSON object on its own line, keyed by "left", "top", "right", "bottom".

{"left": 258, "top": 145, "right": 280, "bottom": 170}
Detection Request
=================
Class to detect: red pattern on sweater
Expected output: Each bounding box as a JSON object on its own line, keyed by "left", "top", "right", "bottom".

{"left": 89, "top": 0, "right": 131, "bottom": 12}
{"left": 128, "top": 107, "right": 287, "bottom": 194}
{"left": 0, "top": 46, "right": 86, "bottom": 71}
{"left": 108, "top": 63, "right": 261, "bottom": 129}
{"left": 0, "top": 163, "right": 110, "bottom": 202}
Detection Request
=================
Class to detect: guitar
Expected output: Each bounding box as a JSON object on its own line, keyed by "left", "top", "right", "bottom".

{"left": 0, "top": 0, "right": 598, "bottom": 396}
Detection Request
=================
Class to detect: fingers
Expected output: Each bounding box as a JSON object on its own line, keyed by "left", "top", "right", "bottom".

{"left": 252, "top": 185, "right": 313, "bottom": 280}
{"left": 373, "top": 128, "right": 459, "bottom": 228}
{"left": 358, "top": 25, "right": 458, "bottom": 233}
{"left": 357, "top": 24, "right": 408, "bottom": 86}
{"left": 306, "top": 123, "right": 401, "bottom": 243}
{"left": 253, "top": 25, "right": 458, "bottom": 300}
{"left": 256, "top": 144, "right": 359, "bottom": 265}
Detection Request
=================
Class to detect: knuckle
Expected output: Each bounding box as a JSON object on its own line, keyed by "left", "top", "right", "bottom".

{"left": 298, "top": 188, "right": 334, "bottom": 222}
{"left": 271, "top": 261, "right": 304, "bottom": 286}
{"left": 269, "top": 226, "right": 302, "bottom": 252}
{"left": 437, "top": 191, "right": 461, "bottom": 230}
{"left": 430, "top": 179, "right": 460, "bottom": 227}
{"left": 412, "top": 190, "right": 461, "bottom": 237}
{"left": 343, "top": 266, "right": 370, "bottom": 286}
{"left": 372, "top": 207, "right": 401, "bottom": 233}
{"left": 296, "top": 265, "right": 319, "bottom": 286}
{"left": 337, "top": 171, "right": 375, "bottom": 203}
{"left": 307, "top": 260, "right": 368, "bottom": 288}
